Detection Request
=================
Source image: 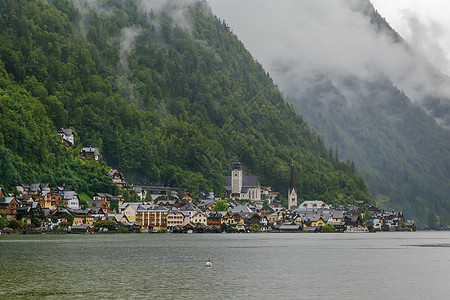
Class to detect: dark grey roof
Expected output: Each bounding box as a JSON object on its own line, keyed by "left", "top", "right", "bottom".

{"left": 88, "top": 199, "right": 105, "bottom": 208}
{"left": 229, "top": 204, "right": 254, "bottom": 213}
{"left": 180, "top": 202, "right": 199, "bottom": 211}
{"left": 96, "top": 193, "right": 112, "bottom": 198}
{"left": 59, "top": 191, "right": 78, "bottom": 200}
{"left": 29, "top": 183, "right": 41, "bottom": 192}
{"left": 331, "top": 210, "right": 344, "bottom": 219}
{"left": 81, "top": 147, "right": 99, "bottom": 155}
{"left": 59, "top": 128, "right": 74, "bottom": 135}
{"left": 224, "top": 175, "right": 260, "bottom": 191}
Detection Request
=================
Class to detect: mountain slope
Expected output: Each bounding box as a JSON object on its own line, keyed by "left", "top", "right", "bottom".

{"left": 0, "top": 0, "right": 372, "bottom": 205}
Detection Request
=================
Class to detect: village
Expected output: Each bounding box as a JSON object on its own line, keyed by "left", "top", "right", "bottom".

{"left": 0, "top": 129, "right": 415, "bottom": 234}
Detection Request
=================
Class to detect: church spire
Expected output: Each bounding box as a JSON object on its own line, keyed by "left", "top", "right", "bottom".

{"left": 288, "top": 159, "right": 297, "bottom": 210}
{"left": 289, "top": 159, "right": 296, "bottom": 193}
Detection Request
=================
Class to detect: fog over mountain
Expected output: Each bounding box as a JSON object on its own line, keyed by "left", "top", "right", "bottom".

{"left": 208, "top": 0, "right": 450, "bottom": 226}
{"left": 208, "top": 0, "right": 450, "bottom": 128}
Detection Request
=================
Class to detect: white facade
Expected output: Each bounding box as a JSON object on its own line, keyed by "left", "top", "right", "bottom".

{"left": 67, "top": 195, "right": 80, "bottom": 210}
{"left": 288, "top": 188, "right": 297, "bottom": 210}
{"left": 231, "top": 168, "right": 242, "bottom": 195}
{"left": 191, "top": 211, "right": 207, "bottom": 225}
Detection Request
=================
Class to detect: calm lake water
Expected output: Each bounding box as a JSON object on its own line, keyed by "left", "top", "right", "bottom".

{"left": 1, "top": 232, "right": 450, "bottom": 299}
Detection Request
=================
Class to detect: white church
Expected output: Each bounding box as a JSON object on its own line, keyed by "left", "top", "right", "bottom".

{"left": 224, "top": 159, "right": 262, "bottom": 206}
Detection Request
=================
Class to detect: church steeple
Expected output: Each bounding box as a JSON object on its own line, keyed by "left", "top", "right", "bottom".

{"left": 289, "top": 159, "right": 295, "bottom": 192}
{"left": 231, "top": 158, "right": 243, "bottom": 196}
{"left": 288, "top": 159, "right": 298, "bottom": 210}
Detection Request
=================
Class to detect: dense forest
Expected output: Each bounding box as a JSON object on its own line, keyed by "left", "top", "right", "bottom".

{"left": 286, "top": 2, "right": 450, "bottom": 227}
{"left": 0, "top": 0, "right": 372, "bottom": 205}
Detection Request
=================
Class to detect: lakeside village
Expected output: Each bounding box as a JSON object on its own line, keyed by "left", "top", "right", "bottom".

{"left": 0, "top": 129, "right": 416, "bottom": 234}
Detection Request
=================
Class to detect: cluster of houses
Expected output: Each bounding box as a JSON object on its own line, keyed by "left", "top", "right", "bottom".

{"left": 0, "top": 182, "right": 414, "bottom": 233}
{"left": 0, "top": 146, "right": 415, "bottom": 233}
{"left": 116, "top": 197, "right": 415, "bottom": 233}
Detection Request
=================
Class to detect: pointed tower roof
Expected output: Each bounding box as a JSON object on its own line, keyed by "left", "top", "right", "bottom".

{"left": 289, "top": 159, "right": 296, "bottom": 192}
{"left": 232, "top": 158, "right": 242, "bottom": 171}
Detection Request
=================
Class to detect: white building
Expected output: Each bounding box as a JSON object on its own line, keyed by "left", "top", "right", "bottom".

{"left": 58, "top": 128, "right": 75, "bottom": 146}
{"left": 297, "top": 200, "right": 330, "bottom": 213}
{"left": 59, "top": 191, "right": 80, "bottom": 210}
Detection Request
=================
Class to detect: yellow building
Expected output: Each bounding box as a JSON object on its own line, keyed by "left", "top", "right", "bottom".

{"left": 72, "top": 210, "right": 94, "bottom": 226}
{"left": 136, "top": 204, "right": 168, "bottom": 231}
{"left": 120, "top": 203, "right": 140, "bottom": 222}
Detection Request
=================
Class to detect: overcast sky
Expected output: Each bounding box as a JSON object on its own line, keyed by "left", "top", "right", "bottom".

{"left": 208, "top": 0, "right": 450, "bottom": 77}
{"left": 371, "top": 0, "right": 450, "bottom": 76}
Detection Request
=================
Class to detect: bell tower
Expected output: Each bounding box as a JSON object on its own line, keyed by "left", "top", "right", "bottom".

{"left": 288, "top": 159, "right": 297, "bottom": 210}
{"left": 231, "top": 158, "right": 243, "bottom": 196}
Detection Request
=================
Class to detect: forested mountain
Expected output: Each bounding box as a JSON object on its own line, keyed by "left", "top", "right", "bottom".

{"left": 0, "top": 0, "right": 372, "bottom": 205}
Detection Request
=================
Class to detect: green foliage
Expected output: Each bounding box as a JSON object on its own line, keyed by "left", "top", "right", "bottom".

{"left": 321, "top": 224, "right": 337, "bottom": 233}
{"left": 94, "top": 220, "right": 117, "bottom": 230}
{"left": 109, "top": 200, "right": 119, "bottom": 213}
{"left": 65, "top": 214, "right": 74, "bottom": 227}
{"left": 250, "top": 223, "right": 260, "bottom": 233}
{"left": 0, "top": 216, "right": 8, "bottom": 228}
{"left": 31, "top": 217, "right": 42, "bottom": 228}
{"left": 0, "top": 0, "right": 372, "bottom": 206}
{"left": 8, "top": 218, "right": 23, "bottom": 230}
{"left": 213, "top": 199, "right": 228, "bottom": 212}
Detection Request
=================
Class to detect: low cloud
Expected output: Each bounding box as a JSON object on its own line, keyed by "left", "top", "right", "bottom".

{"left": 207, "top": 0, "right": 450, "bottom": 127}
{"left": 119, "top": 26, "right": 141, "bottom": 73}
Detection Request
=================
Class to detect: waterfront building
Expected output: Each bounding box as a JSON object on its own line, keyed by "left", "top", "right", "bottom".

{"left": 191, "top": 211, "right": 208, "bottom": 225}
{"left": 119, "top": 203, "right": 140, "bottom": 222}
{"left": 136, "top": 204, "right": 167, "bottom": 231}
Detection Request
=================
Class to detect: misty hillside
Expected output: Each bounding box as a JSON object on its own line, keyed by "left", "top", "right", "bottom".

{"left": 288, "top": 2, "right": 450, "bottom": 227}
{"left": 207, "top": 0, "right": 450, "bottom": 227}
{"left": 0, "top": 0, "right": 372, "bottom": 204}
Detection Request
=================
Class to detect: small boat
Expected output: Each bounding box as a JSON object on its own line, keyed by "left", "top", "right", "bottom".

{"left": 205, "top": 261, "right": 212, "bottom": 268}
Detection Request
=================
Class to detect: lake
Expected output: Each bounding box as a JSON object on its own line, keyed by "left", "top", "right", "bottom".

{"left": 1, "top": 232, "right": 450, "bottom": 299}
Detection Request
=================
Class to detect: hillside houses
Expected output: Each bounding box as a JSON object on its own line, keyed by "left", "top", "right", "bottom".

{"left": 80, "top": 147, "right": 99, "bottom": 160}
{"left": 57, "top": 128, "right": 75, "bottom": 146}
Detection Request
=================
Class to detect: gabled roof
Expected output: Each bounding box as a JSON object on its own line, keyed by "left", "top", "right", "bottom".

{"left": 180, "top": 202, "right": 199, "bottom": 212}
{"left": 58, "top": 128, "right": 74, "bottom": 135}
{"left": 229, "top": 204, "right": 254, "bottom": 213}
{"left": 331, "top": 210, "right": 344, "bottom": 219}
{"left": 119, "top": 202, "right": 140, "bottom": 211}
{"left": 0, "top": 197, "right": 16, "bottom": 204}
{"left": 192, "top": 211, "right": 207, "bottom": 217}
{"left": 29, "top": 183, "right": 41, "bottom": 192}
{"left": 88, "top": 199, "right": 106, "bottom": 208}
